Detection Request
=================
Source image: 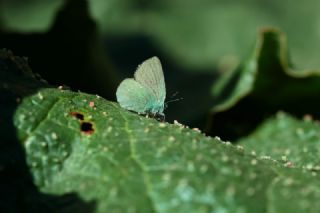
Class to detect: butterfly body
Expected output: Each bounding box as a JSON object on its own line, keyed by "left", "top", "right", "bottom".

{"left": 116, "top": 56, "right": 166, "bottom": 117}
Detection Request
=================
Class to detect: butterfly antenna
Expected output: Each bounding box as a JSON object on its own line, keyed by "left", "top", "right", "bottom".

{"left": 170, "top": 91, "right": 179, "bottom": 99}
{"left": 165, "top": 97, "right": 183, "bottom": 110}
{"left": 165, "top": 91, "right": 183, "bottom": 109}
{"left": 166, "top": 97, "right": 183, "bottom": 104}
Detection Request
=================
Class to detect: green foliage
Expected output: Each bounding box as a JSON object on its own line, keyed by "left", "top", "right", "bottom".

{"left": 1, "top": 0, "right": 320, "bottom": 212}
{"left": 239, "top": 112, "right": 320, "bottom": 169}
{"left": 3, "top": 0, "right": 320, "bottom": 70}
{"left": 210, "top": 29, "right": 320, "bottom": 139}
{"left": 1, "top": 49, "right": 320, "bottom": 212}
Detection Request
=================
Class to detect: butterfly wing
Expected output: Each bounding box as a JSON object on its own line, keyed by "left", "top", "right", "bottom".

{"left": 116, "top": 78, "right": 157, "bottom": 114}
{"left": 134, "top": 57, "right": 166, "bottom": 104}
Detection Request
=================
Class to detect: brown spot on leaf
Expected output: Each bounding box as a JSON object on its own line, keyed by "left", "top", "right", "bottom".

{"left": 70, "top": 112, "right": 84, "bottom": 120}
{"left": 81, "top": 122, "right": 94, "bottom": 135}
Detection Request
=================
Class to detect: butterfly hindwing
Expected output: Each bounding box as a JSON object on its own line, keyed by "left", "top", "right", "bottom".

{"left": 134, "top": 57, "right": 166, "bottom": 104}
{"left": 116, "top": 78, "right": 157, "bottom": 114}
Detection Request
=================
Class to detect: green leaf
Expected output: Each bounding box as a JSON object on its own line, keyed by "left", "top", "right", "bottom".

{"left": 238, "top": 112, "right": 320, "bottom": 212}
{"left": 2, "top": 49, "right": 320, "bottom": 212}
{"left": 210, "top": 28, "right": 320, "bottom": 139}
{"left": 94, "top": 0, "right": 320, "bottom": 71}
{"left": 0, "top": 50, "right": 95, "bottom": 212}
{"left": 4, "top": 0, "right": 320, "bottom": 71}
{"left": 0, "top": 0, "right": 64, "bottom": 31}
{"left": 239, "top": 112, "right": 320, "bottom": 169}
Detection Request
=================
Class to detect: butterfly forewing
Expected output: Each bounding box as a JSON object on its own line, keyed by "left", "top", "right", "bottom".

{"left": 134, "top": 57, "right": 166, "bottom": 103}
{"left": 116, "top": 79, "right": 157, "bottom": 114}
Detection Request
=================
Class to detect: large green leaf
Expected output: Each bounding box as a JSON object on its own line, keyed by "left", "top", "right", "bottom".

{"left": 2, "top": 50, "right": 320, "bottom": 212}
{"left": 209, "top": 29, "right": 320, "bottom": 140}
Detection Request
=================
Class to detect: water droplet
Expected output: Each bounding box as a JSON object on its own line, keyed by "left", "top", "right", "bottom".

{"left": 224, "top": 141, "right": 232, "bottom": 146}
{"left": 162, "top": 173, "right": 171, "bottom": 182}
{"left": 221, "top": 155, "right": 229, "bottom": 162}
{"left": 37, "top": 92, "right": 43, "bottom": 100}
{"left": 251, "top": 159, "right": 258, "bottom": 165}
{"left": 281, "top": 155, "right": 288, "bottom": 161}
{"left": 174, "top": 120, "right": 185, "bottom": 128}
{"left": 200, "top": 164, "right": 208, "bottom": 173}
{"left": 51, "top": 132, "right": 58, "bottom": 140}
{"left": 283, "top": 178, "right": 294, "bottom": 186}
{"left": 236, "top": 145, "right": 244, "bottom": 152}
{"left": 192, "top": 127, "right": 201, "bottom": 133}
{"left": 214, "top": 136, "right": 221, "bottom": 141}
{"left": 260, "top": 155, "right": 271, "bottom": 160}
{"left": 284, "top": 149, "right": 291, "bottom": 155}
{"left": 168, "top": 136, "right": 175, "bottom": 142}
{"left": 306, "top": 163, "right": 313, "bottom": 170}
{"left": 159, "top": 123, "right": 166, "bottom": 128}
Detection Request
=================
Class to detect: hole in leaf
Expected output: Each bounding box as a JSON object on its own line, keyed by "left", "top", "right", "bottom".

{"left": 81, "top": 122, "right": 94, "bottom": 135}
{"left": 71, "top": 112, "right": 84, "bottom": 120}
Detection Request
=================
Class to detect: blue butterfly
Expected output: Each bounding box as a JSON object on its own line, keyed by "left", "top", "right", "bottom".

{"left": 116, "top": 56, "right": 166, "bottom": 119}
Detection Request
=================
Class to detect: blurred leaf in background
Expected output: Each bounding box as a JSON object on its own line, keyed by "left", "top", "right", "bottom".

{"left": 0, "top": 0, "right": 118, "bottom": 101}
{"left": 1, "top": 0, "right": 320, "bottom": 133}
{"left": 92, "top": 0, "right": 320, "bottom": 71}
{"left": 209, "top": 29, "right": 320, "bottom": 140}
